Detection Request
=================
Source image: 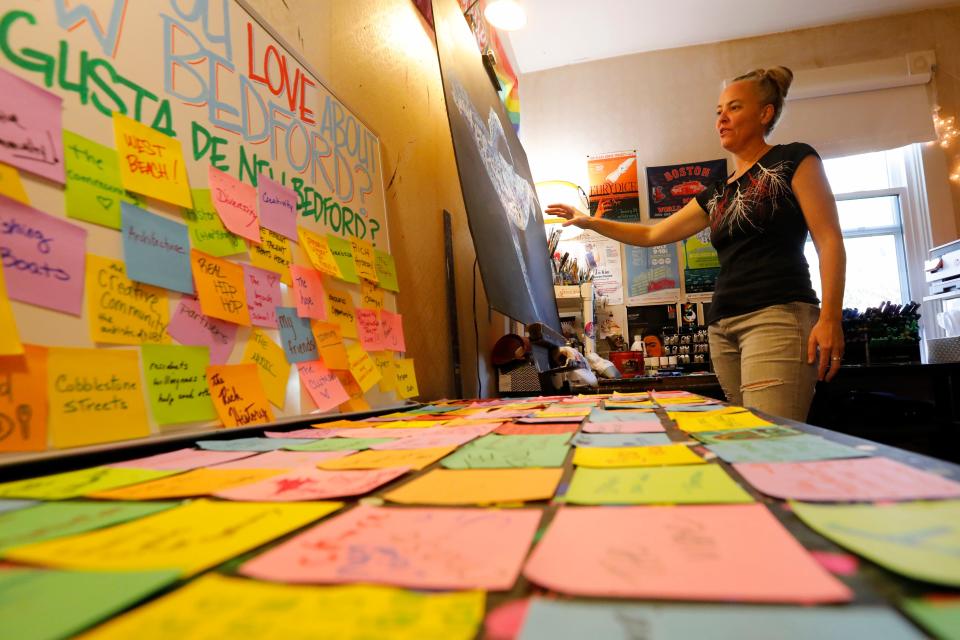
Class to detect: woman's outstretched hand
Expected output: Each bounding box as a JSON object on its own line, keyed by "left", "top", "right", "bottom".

{"left": 545, "top": 203, "right": 594, "bottom": 229}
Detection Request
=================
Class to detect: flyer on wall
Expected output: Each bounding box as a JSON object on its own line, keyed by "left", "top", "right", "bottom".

{"left": 683, "top": 228, "right": 721, "bottom": 294}
{"left": 556, "top": 231, "right": 624, "bottom": 305}
{"left": 646, "top": 159, "right": 726, "bottom": 219}
{"left": 624, "top": 242, "right": 681, "bottom": 304}
{"left": 587, "top": 151, "right": 640, "bottom": 222}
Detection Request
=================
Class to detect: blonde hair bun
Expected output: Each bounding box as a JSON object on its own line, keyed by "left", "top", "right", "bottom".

{"left": 763, "top": 66, "right": 794, "bottom": 100}
{"left": 733, "top": 65, "right": 794, "bottom": 134}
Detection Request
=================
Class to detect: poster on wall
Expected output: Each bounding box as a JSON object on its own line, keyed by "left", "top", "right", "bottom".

{"left": 647, "top": 159, "right": 726, "bottom": 219}
{"left": 587, "top": 151, "right": 640, "bottom": 222}
{"left": 556, "top": 231, "right": 624, "bottom": 305}
{"left": 683, "top": 227, "right": 721, "bottom": 294}
{"left": 624, "top": 242, "right": 681, "bottom": 304}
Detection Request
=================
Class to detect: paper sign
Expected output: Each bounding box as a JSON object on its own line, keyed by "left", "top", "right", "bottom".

{"left": 734, "top": 457, "right": 960, "bottom": 502}
{"left": 121, "top": 203, "right": 193, "bottom": 294}
{"left": 214, "top": 466, "right": 408, "bottom": 502}
{"left": 0, "top": 195, "right": 86, "bottom": 315}
{"left": 707, "top": 434, "right": 870, "bottom": 463}
{"left": 523, "top": 504, "right": 851, "bottom": 603}
{"left": 318, "top": 447, "right": 454, "bottom": 471}
{"left": 0, "top": 67, "right": 64, "bottom": 182}
{"left": 208, "top": 166, "right": 259, "bottom": 242}
{"left": 182, "top": 189, "right": 245, "bottom": 257}
{"left": 565, "top": 465, "right": 754, "bottom": 505}
{"left": 249, "top": 227, "right": 292, "bottom": 284}
{"left": 0, "top": 267, "right": 22, "bottom": 355}
{"left": 206, "top": 364, "right": 274, "bottom": 428}
{"left": 385, "top": 468, "right": 564, "bottom": 505}
{"left": 355, "top": 309, "right": 384, "bottom": 351}
{"left": 113, "top": 112, "right": 191, "bottom": 207}
{"left": 191, "top": 250, "right": 250, "bottom": 325}
{"left": 312, "top": 322, "right": 349, "bottom": 370}
{"left": 47, "top": 347, "right": 150, "bottom": 448}
{"left": 86, "top": 255, "right": 170, "bottom": 345}
{"left": 242, "top": 264, "right": 281, "bottom": 328}
{"left": 346, "top": 343, "right": 381, "bottom": 393}
{"left": 5, "top": 500, "right": 338, "bottom": 575}
{"left": 360, "top": 279, "right": 385, "bottom": 310}
{"left": 277, "top": 306, "right": 319, "bottom": 362}
{"left": 297, "top": 227, "right": 341, "bottom": 277}
{"left": 670, "top": 408, "right": 775, "bottom": 432}
{"left": 380, "top": 309, "right": 406, "bottom": 352}
{"left": 394, "top": 359, "right": 419, "bottom": 398}
{"left": 291, "top": 265, "right": 327, "bottom": 319}
{"left": 167, "top": 297, "right": 238, "bottom": 364}
{"left": 141, "top": 345, "right": 216, "bottom": 425}
{"left": 0, "top": 163, "right": 28, "bottom": 204}
{"left": 0, "top": 345, "right": 47, "bottom": 452}
{"left": 495, "top": 423, "right": 580, "bottom": 435}
{"left": 240, "top": 505, "right": 542, "bottom": 589}
{"left": 109, "top": 448, "right": 257, "bottom": 470}
{"left": 90, "top": 468, "right": 284, "bottom": 500}
{"left": 570, "top": 433, "right": 673, "bottom": 447}
{"left": 297, "top": 360, "right": 350, "bottom": 412}
{"left": 210, "top": 450, "right": 356, "bottom": 469}
{"left": 442, "top": 434, "right": 570, "bottom": 469}
{"left": 63, "top": 131, "right": 139, "bottom": 229}
{"left": 692, "top": 426, "right": 803, "bottom": 444}
{"left": 257, "top": 175, "right": 297, "bottom": 240}
{"left": 326, "top": 235, "right": 360, "bottom": 283}
{"left": 242, "top": 329, "right": 291, "bottom": 408}
{"left": 375, "top": 250, "right": 399, "bottom": 291}
{"left": 0, "top": 467, "right": 174, "bottom": 500}
{"left": 325, "top": 287, "right": 358, "bottom": 339}
{"left": 374, "top": 352, "right": 396, "bottom": 392}
{"left": 287, "top": 437, "right": 394, "bottom": 452}
{"left": 349, "top": 237, "right": 378, "bottom": 282}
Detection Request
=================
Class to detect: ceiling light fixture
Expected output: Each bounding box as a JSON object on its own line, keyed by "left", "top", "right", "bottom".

{"left": 483, "top": 0, "right": 527, "bottom": 31}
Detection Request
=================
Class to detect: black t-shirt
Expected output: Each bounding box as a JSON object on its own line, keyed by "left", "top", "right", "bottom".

{"left": 694, "top": 142, "right": 820, "bottom": 324}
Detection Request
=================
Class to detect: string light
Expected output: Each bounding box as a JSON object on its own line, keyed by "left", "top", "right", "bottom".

{"left": 933, "top": 107, "right": 960, "bottom": 183}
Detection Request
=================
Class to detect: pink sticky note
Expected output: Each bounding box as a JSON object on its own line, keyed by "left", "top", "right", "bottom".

{"left": 215, "top": 466, "right": 408, "bottom": 501}
{"left": 581, "top": 421, "right": 666, "bottom": 433}
{"left": 733, "top": 457, "right": 960, "bottom": 502}
{"left": 242, "top": 264, "right": 281, "bottom": 328}
{"left": 496, "top": 423, "right": 580, "bottom": 435}
{"left": 380, "top": 309, "right": 406, "bottom": 352}
{"left": 257, "top": 174, "right": 298, "bottom": 240}
{"left": 264, "top": 428, "right": 345, "bottom": 439}
{"left": 0, "top": 195, "right": 86, "bottom": 315}
{"left": 209, "top": 450, "right": 356, "bottom": 469}
{"left": 809, "top": 551, "right": 860, "bottom": 576}
{"left": 208, "top": 166, "right": 260, "bottom": 243}
{"left": 484, "top": 599, "right": 532, "bottom": 640}
{"left": 370, "top": 430, "right": 487, "bottom": 450}
{"left": 290, "top": 265, "right": 327, "bottom": 320}
{"left": 523, "top": 504, "right": 851, "bottom": 603}
{"left": 239, "top": 504, "right": 543, "bottom": 589}
{"left": 108, "top": 448, "right": 257, "bottom": 470}
{"left": 297, "top": 360, "right": 350, "bottom": 412}
{"left": 0, "top": 68, "right": 65, "bottom": 183}
{"left": 355, "top": 308, "right": 384, "bottom": 351}
{"left": 167, "top": 297, "right": 238, "bottom": 364}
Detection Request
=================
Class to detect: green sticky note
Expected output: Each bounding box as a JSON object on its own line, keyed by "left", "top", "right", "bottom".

{"left": 441, "top": 434, "right": 571, "bottom": 469}
{"left": 183, "top": 189, "right": 246, "bottom": 257}
{"left": 791, "top": 500, "right": 960, "bottom": 587}
{"left": 706, "top": 434, "right": 870, "bottom": 463}
{"left": 565, "top": 465, "right": 755, "bottom": 505}
{"left": 63, "top": 130, "right": 141, "bottom": 229}
{"left": 901, "top": 596, "right": 960, "bottom": 640}
{"left": 196, "top": 438, "right": 313, "bottom": 452}
{"left": 286, "top": 437, "right": 393, "bottom": 452}
{"left": 326, "top": 235, "right": 359, "bottom": 283}
{"left": 141, "top": 344, "right": 218, "bottom": 425}
{"left": 0, "top": 501, "right": 176, "bottom": 552}
{"left": 0, "top": 569, "right": 180, "bottom": 640}
{"left": 0, "top": 467, "right": 176, "bottom": 500}
{"left": 691, "top": 426, "right": 802, "bottom": 444}
{"left": 375, "top": 250, "right": 399, "bottom": 292}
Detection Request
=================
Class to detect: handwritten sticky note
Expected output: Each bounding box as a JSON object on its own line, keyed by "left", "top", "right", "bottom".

{"left": 346, "top": 343, "right": 381, "bottom": 393}
{"left": 570, "top": 433, "right": 673, "bottom": 447}
{"left": 670, "top": 408, "right": 775, "bottom": 432}
{"left": 63, "top": 131, "right": 139, "bottom": 229}
{"left": 394, "top": 358, "right": 419, "bottom": 398}
{"left": 297, "top": 360, "right": 349, "bottom": 412}
{"left": 113, "top": 112, "right": 191, "bottom": 207}
{"left": 197, "top": 438, "right": 309, "bottom": 452}
{"left": 573, "top": 444, "right": 705, "bottom": 468}
{"left": 0, "top": 268, "right": 22, "bottom": 356}
{"left": 0, "top": 195, "right": 86, "bottom": 315}
{"left": 206, "top": 364, "right": 274, "bottom": 428}
{"left": 0, "top": 467, "right": 173, "bottom": 500}
{"left": 86, "top": 255, "right": 170, "bottom": 345}
{"left": 707, "top": 434, "right": 870, "bottom": 464}
{"left": 312, "top": 322, "right": 349, "bottom": 369}
{"left": 902, "top": 596, "right": 960, "bottom": 640}
{"left": 325, "top": 287, "right": 358, "bottom": 339}
{"left": 109, "top": 448, "right": 258, "bottom": 471}
{"left": 249, "top": 227, "right": 292, "bottom": 284}
{"left": 242, "top": 329, "right": 291, "bottom": 409}
{"left": 90, "top": 468, "right": 284, "bottom": 500}
{"left": 47, "top": 347, "right": 149, "bottom": 449}
{"left": 4, "top": 500, "right": 338, "bottom": 575}
{"left": 496, "top": 422, "right": 579, "bottom": 435}
{"left": 0, "top": 163, "right": 28, "bottom": 204}
{"left": 375, "top": 250, "right": 399, "bottom": 291}
{"left": 565, "top": 465, "right": 755, "bottom": 505}
{"left": 208, "top": 166, "right": 259, "bottom": 243}
{"left": 297, "top": 227, "right": 341, "bottom": 277}
{"left": 355, "top": 309, "right": 384, "bottom": 351}
{"left": 326, "top": 235, "right": 359, "bottom": 283}
{"left": 582, "top": 421, "right": 665, "bottom": 434}
{"left": 374, "top": 352, "right": 397, "bottom": 392}
{"left": 191, "top": 250, "right": 250, "bottom": 325}
{"left": 350, "top": 237, "right": 378, "bottom": 282}
{"left": 338, "top": 373, "right": 372, "bottom": 414}
{"left": 277, "top": 306, "right": 319, "bottom": 362}
{"left": 692, "top": 426, "right": 803, "bottom": 444}
{"left": 385, "top": 468, "right": 563, "bottom": 505}
{"left": 319, "top": 447, "right": 454, "bottom": 471}
{"left": 360, "top": 279, "right": 385, "bottom": 310}
{"left": 121, "top": 202, "right": 193, "bottom": 294}
{"left": 141, "top": 345, "right": 216, "bottom": 425}
{"left": 380, "top": 309, "right": 406, "bottom": 352}
{"left": 210, "top": 450, "right": 355, "bottom": 469}
{"left": 242, "top": 264, "right": 281, "bottom": 328}
{"left": 183, "top": 189, "right": 245, "bottom": 257}
{"left": 215, "top": 467, "right": 407, "bottom": 502}
{"left": 167, "top": 297, "right": 238, "bottom": 364}
{"left": 442, "top": 434, "right": 570, "bottom": 469}
{"left": 0, "top": 67, "right": 64, "bottom": 182}
{"left": 0, "top": 345, "right": 47, "bottom": 452}
{"left": 291, "top": 265, "right": 327, "bottom": 319}
{"left": 287, "top": 438, "right": 393, "bottom": 452}
{"left": 257, "top": 175, "right": 297, "bottom": 240}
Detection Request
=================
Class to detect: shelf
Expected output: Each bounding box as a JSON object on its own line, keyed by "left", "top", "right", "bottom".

{"left": 923, "top": 290, "right": 960, "bottom": 303}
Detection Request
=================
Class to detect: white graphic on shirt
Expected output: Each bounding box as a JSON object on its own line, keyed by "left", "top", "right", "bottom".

{"left": 707, "top": 160, "right": 793, "bottom": 235}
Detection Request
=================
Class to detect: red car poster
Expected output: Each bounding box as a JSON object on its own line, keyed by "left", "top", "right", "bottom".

{"left": 587, "top": 151, "right": 640, "bottom": 222}
{"left": 646, "top": 159, "right": 726, "bottom": 219}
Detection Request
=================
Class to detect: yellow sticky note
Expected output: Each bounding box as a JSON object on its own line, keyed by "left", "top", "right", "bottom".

{"left": 319, "top": 447, "right": 455, "bottom": 471}
{"left": 325, "top": 287, "right": 357, "bottom": 339}
{"left": 0, "top": 162, "right": 29, "bottom": 204}
{"left": 384, "top": 468, "right": 564, "bottom": 505}
{"left": 312, "top": 322, "right": 349, "bottom": 370}
{"left": 206, "top": 364, "right": 275, "bottom": 427}
{"left": 90, "top": 468, "right": 283, "bottom": 500}
{"left": 572, "top": 444, "right": 706, "bottom": 468}
{"left": 191, "top": 250, "right": 250, "bottom": 326}
{"left": 333, "top": 370, "right": 371, "bottom": 413}
{"left": 0, "top": 344, "right": 47, "bottom": 451}
{"left": 47, "top": 348, "right": 150, "bottom": 448}
{"left": 0, "top": 467, "right": 174, "bottom": 500}
{"left": 360, "top": 279, "right": 385, "bottom": 311}
{"left": 112, "top": 112, "right": 192, "bottom": 208}
{"left": 298, "top": 227, "right": 341, "bottom": 277}
{"left": 242, "top": 329, "right": 291, "bottom": 409}
{"left": 4, "top": 500, "right": 340, "bottom": 576}
{"left": 669, "top": 408, "right": 775, "bottom": 432}
{"left": 346, "top": 343, "right": 381, "bottom": 393}
{"left": 249, "top": 227, "right": 293, "bottom": 284}
{"left": 374, "top": 352, "right": 397, "bottom": 392}
{"left": 0, "top": 266, "right": 23, "bottom": 355}
{"left": 394, "top": 358, "right": 419, "bottom": 399}
{"left": 86, "top": 255, "right": 170, "bottom": 345}
{"left": 349, "top": 237, "right": 378, "bottom": 282}
{"left": 374, "top": 420, "right": 446, "bottom": 429}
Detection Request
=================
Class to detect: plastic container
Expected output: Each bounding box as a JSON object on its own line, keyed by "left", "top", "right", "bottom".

{"left": 608, "top": 351, "right": 644, "bottom": 377}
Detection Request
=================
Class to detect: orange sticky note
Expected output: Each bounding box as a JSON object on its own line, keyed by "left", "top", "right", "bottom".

{"left": 191, "top": 250, "right": 250, "bottom": 326}
{"left": 297, "top": 360, "right": 349, "bottom": 413}
{"left": 0, "top": 345, "right": 47, "bottom": 452}
{"left": 0, "top": 266, "right": 23, "bottom": 355}
{"left": 394, "top": 358, "right": 419, "bottom": 399}
{"left": 112, "top": 112, "right": 191, "bottom": 208}
{"left": 90, "top": 468, "right": 283, "bottom": 500}
{"left": 290, "top": 265, "right": 327, "bottom": 320}
{"left": 319, "top": 447, "right": 455, "bottom": 471}
{"left": 349, "top": 237, "right": 378, "bottom": 282}
{"left": 374, "top": 352, "right": 397, "bottom": 392}
{"left": 249, "top": 227, "right": 293, "bottom": 285}
{"left": 297, "top": 227, "right": 341, "bottom": 277}
{"left": 208, "top": 166, "right": 260, "bottom": 243}
{"left": 206, "top": 364, "right": 274, "bottom": 427}
{"left": 312, "top": 322, "right": 349, "bottom": 370}
{"left": 346, "top": 343, "right": 381, "bottom": 393}
{"left": 0, "top": 162, "right": 29, "bottom": 204}
{"left": 360, "top": 280, "right": 384, "bottom": 311}
{"left": 333, "top": 370, "right": 370, "bottom": 413}
{"left": 325, "top": 287, "right": 357, "bottom": 339}
{"left": 355, "top": 309, "right": 384, "bottom": 351}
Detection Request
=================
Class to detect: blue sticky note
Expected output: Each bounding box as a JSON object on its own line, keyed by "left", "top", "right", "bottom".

{"left": 589, "top": 408, "right": 660, "bottom": 423}
{"left": 276, "top": 306, "right": 319, "bottom": 363}
{"left": 196, "top": 438, "right": 313, "bottom": 452}
{"left": 706, "top": 434, "right": 871, "bottom": 463}
{"left": 571, "top": 433, "right": 672, "bottom": 447}
{"left": 121, "top": 202, "right": 193, "bottom": 294}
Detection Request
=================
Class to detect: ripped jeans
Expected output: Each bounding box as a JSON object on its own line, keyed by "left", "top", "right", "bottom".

{"left": 708, "top": 302, "right": 819, "bottom": 422}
